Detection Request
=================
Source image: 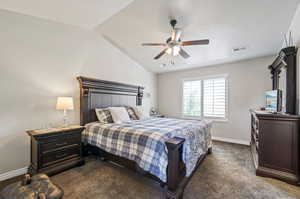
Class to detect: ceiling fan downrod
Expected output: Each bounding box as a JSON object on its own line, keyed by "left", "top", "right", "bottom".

{"left": 170, "top": 19, "right": 177, "bottom": 29}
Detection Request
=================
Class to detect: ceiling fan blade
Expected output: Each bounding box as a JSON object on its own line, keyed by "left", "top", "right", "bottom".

{"left": 182, "top": 39, "right": 209, "bottom": 46}
{"left": 179, "top": 48, "right": 190, "bottom": 59}
{"left": 171, "top": 28, "right": 182, "bottom": 41}
{"left": 142, "top": 43, "right": 166, "bottom": 46}
{"left": 154, "top": 49, "right": 167, "bottom": 60}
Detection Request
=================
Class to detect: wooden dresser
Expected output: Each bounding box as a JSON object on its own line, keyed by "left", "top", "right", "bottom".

{"left": 250, "top": 110, "right": 300, "bottom": 185}
{"left": 27, "top": 125, "right": 85, "bottom": 176}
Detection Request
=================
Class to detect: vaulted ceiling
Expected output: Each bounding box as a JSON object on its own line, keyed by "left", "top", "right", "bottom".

{"left": 0, "top": 0, "right": 133, "bottom": 29}
{"left": 99, "top": 0, "right": 300, "bottom": 73}
{"left": 0, "top": 0, "right": 299, "bottom": 73}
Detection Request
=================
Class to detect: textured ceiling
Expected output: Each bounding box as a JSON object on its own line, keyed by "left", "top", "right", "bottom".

{"left": 0, "top": 0, "right": 133, "bottom": 29}
{"left": 99, "top": 0, "right": 300, "bottom": 73}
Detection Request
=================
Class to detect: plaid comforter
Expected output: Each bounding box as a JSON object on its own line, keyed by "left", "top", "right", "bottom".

{"left": 83, "top": 118, "right": 212, "bottom": 182}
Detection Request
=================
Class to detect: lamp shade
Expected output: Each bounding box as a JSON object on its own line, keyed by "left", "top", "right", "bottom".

{"left": 56, "top": 97, "right": 74, "bottom": 110}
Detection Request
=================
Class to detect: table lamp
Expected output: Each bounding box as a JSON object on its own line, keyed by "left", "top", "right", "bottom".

{"left": 56, "top": 97, "right": 74, "bottom": 126}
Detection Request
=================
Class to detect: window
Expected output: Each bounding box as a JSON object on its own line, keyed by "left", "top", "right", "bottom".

{"left": 183, "top": 80, "right": 201, "bottom": 117}
{"left": 183, "top": 76, "right": 227, "bottom": 119}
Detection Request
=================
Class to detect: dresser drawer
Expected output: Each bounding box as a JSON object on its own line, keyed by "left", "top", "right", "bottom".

{"left": 41, "top": 146, "right": 80, "bottom": 168}
{"left": 41, "top": 133, "right": 81, "bottom": 152}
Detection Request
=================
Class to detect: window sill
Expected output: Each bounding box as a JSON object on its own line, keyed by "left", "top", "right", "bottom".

{"left": 181, "top": 116, "right": 228, "bottom": 123}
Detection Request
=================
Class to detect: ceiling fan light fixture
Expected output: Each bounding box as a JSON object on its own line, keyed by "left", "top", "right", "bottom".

{"left": 172, "top": 46, "right": 180, "bottom": 56}
{"left": 166, "top": 48, "right": 172, "bottom": 55}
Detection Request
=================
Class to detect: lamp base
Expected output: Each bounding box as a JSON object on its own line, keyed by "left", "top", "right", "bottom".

{"left": 62, "top": 109, "right": 69, "bottom": 127}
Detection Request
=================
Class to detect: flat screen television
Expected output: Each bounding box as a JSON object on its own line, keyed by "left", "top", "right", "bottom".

{"left": 265, "top": 90, "right": 282, "bottom": 112}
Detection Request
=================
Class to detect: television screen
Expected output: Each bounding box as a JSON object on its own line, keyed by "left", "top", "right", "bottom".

{"left": 265, "top": 90, "right": 282, "bottom": 112}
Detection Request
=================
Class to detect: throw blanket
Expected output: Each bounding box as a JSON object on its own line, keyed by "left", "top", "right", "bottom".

{"left": 83, "top": 118, "right": 212, "bottom": 182}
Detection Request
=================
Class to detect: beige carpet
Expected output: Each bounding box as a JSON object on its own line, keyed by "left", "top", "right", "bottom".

{"left": 51, "top": 141, "right": 300, "bottom": 199}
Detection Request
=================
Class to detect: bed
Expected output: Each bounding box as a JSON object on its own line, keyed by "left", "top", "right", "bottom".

{"left": 77, "top": 76, "right": 212, "bottom": 199}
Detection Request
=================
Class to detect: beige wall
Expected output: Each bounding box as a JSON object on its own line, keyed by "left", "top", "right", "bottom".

{"left": 0, "top": 9, "right": 157, "bottom": 174}
{"left": 288, "top": 3, "right": 300, "bottom": 113}
{"left": 158, "top": 56, "right": 273, "bottom": 143}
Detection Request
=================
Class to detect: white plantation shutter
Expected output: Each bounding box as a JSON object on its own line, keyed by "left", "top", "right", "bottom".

{"left": 183, "top": 80, "right": 201, "bottom": 117}
{"left": 203, "top": 78, "right": 226, "bottom": 118}
{"left": 182, "top": 76, "right": 227, "bottom": 119}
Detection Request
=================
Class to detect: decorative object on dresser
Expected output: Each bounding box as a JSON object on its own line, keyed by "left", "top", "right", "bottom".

{"left": 250, "top": 109, "right": 300, "bottom": 185}
{"left": 26, "top": 125, "right": 85, "bottom": 176}
{"left": 56, "top": 97, "right": 74, "bottom": 126}
{"left": 268, "top": 46, "right": 297, "bottom": 114}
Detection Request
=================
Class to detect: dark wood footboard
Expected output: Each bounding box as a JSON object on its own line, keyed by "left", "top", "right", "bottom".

{"left": 165, "top": 137, "right": 212, "bottom": 199}
{"left": 165, "top": 137, "right": 185, "bottom": 199}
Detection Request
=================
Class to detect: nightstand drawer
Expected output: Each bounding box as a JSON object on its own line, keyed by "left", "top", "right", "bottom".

{"left": 41, "top": 133, "right": 81, "bottom": 152}
{"left": 27, "top": 125, "right": 85, "bottom": 175}
{"left": 41, "top": 146, "right": 80, "bottom": 168}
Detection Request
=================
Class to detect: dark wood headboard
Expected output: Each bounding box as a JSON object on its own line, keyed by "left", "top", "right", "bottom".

{"left": 77, "top": 76, "right": 144, "bottom": 125}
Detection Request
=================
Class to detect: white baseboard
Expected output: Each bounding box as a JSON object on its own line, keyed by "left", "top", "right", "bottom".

{"left": 212, "top": 136, "right": 250, "bottom": 146}
{"left": 0, "top": 167, "right": 28, "bottom": 182}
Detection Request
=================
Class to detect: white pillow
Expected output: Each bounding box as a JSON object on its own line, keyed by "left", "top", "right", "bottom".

{"left": 109, "top": 107, "right": 131, "bottom": 124}
{"left": 132, "top": 107, "right": 147, "bottom": 120}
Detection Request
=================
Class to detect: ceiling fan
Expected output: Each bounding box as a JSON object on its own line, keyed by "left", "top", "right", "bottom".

{"left": 142, "top": 19, "right": 209, "bottom": 60}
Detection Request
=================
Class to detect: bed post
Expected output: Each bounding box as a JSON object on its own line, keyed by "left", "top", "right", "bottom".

{"left": 165, "top": 137, "right": 185, "bottom": 199}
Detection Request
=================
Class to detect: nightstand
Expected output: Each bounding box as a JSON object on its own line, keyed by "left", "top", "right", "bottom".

{"left": 26, "top": 125, "right": 85, "bottom": 176}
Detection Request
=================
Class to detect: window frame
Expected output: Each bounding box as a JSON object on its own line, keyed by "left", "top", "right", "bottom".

{"left": 181, "top": 74, "right": 229, "bottom": 122}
